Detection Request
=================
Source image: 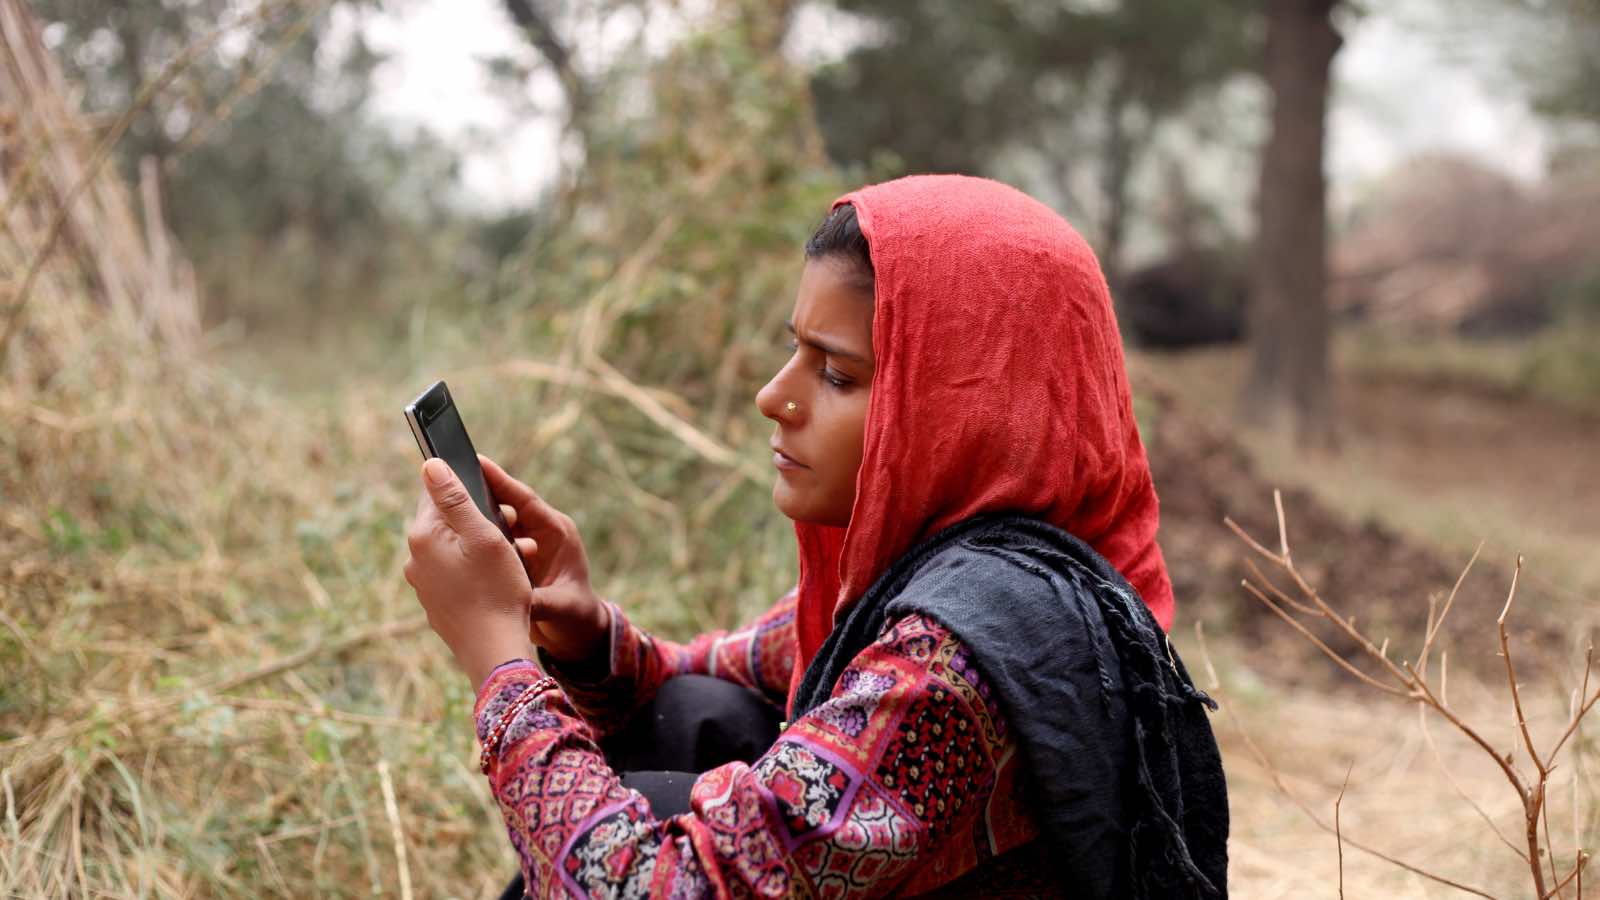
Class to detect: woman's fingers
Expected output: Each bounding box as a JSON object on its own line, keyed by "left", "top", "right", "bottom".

{"left": 500, "top": 504, "right": 517, "bottom": 528}
{"left": 479, "top": 454, "right": 564, "bottom": 532}
{"left": 478, "top": 453, "right": 532, "bottom": 502}
{"left": 514, "top": 537, "right": 538, "bottom": 559}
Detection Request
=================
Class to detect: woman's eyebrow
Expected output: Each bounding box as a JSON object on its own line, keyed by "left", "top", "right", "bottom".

{"left": 785, "top": 321, "right": 870, "bottom": 364}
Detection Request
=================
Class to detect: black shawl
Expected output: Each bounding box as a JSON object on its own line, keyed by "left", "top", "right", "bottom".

{"left": 791, "top": 514, "right": 1228, "bottom": 899}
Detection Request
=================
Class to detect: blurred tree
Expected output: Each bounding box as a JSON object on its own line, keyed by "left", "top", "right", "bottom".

{"left": 809, "top": 0, "right": 1257, "bottom": 283}
{"left": 499, "top": 0, "right": 598, "bottom": 175}
{"left": 1510, "top": 0, "right": 1600, "bottom": 128}
{"left": 485, "top": 0, "right": 847, "bottom": 631}
{"left": 1241, "top": 0, "right": 1343, "bottom": 446}
{"left": 802, "top": 0, "right": 1354, "bottom": 440}
{"left": 492, "top": 0, "right": 806, "bottom": 230}
{"left": 493, "top": 0, "right": 640, "bottom": 227}
{"left": 33, "top": 0, "right": 462, "bottom": 331}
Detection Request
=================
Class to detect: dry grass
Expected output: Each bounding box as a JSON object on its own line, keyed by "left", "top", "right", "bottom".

{"left": 0, "top": 217, "right": 803, "bottom": 896}
{"left": 1, "top": 6, "right": 812, "bottom": 894}
{"left": 0, "top": 271, "right": 799, "bottom": 896}
{"left": 0, "top": 311, "right": 505, "bottom": 896}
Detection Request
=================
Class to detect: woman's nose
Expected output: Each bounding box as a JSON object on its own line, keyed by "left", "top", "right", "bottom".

{"left": 756, "top": 361, "right": 801, "bottom": 423}
{"left": 755, "top": 377, "right": 783, "bottom": 422}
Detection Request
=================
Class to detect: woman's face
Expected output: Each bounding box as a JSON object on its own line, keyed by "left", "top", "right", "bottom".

{"left": 756, "top": 258, "right": 876, "bottom": 528}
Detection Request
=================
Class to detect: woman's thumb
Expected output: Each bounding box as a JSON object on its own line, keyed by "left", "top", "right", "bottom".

{"left": 423, "top": 459, "right": 479, "bottom": 531}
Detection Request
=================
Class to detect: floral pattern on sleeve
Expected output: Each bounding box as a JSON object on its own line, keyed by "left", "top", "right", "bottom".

{"left": 474, "top": 612, "right": 1044, "bottom": 898}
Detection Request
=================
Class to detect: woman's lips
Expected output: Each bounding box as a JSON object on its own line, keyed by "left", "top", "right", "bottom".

{"left": 771, "top": 445, "right": 807, "bottom": 470}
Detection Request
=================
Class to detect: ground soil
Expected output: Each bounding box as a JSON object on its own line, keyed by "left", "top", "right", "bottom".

{"left": 1133, "top": 349, "right": 1599, "bottom": 684}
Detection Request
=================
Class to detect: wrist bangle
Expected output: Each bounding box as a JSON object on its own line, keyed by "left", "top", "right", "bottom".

{"left": 478, "top": 675, "right": 558, "bottom": 774}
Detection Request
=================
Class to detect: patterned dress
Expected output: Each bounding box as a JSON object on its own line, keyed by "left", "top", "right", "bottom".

{"left": 475, "top": 590, "right": 1063, "bottom": 897}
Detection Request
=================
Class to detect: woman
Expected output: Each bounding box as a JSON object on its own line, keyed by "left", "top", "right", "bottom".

{"left": 404, "top": 175, "right": 1228, "bottom": 898}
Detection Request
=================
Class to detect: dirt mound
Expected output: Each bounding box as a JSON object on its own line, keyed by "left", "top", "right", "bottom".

{"left": 1137, "top": 380, "right": 1555, "bottom": 682}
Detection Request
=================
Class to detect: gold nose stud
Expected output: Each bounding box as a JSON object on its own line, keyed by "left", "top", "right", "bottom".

{"left": 785, "top": 401, "right": 798, "bottom": 414}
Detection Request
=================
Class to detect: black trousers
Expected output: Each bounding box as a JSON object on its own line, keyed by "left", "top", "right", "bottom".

{"left": 496, "top": 675, "right": 783, "bottom": 900}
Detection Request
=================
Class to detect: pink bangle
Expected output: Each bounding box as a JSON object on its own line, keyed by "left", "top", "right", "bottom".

{"left": 478, "top": 675, "right": 558, "bottom": 773}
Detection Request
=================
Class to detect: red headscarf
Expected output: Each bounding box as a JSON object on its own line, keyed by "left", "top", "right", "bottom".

{"left": 789, "top": 175, "right": 1174, "bottom": 694}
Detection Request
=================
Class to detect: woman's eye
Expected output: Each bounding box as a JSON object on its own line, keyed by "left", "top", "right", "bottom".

{"left": 785, "top": 338, "right": 848, "bottom": 388}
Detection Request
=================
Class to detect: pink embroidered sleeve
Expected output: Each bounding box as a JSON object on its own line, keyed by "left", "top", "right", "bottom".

{"left": 552, "top": 590, "right": 798, "bottom": 738}
{"left": 474, "top": 613, "right": 1039, "bottom": 898}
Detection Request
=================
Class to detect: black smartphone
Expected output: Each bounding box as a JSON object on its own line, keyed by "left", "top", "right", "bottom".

{"left": 404, "top": 380, "right": 512, "bottom": 540}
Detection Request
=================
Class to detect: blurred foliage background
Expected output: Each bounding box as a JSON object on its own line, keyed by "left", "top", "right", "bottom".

{"left": 2, "top": 0, "right": 1598, "bottom": 896}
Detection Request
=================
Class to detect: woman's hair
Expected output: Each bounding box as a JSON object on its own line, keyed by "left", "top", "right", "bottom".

{"left": 804, "top": 203, "right": 874, "bottom": 295}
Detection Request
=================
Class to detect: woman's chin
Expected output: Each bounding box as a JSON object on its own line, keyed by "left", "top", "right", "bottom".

{"left": 772, "top": 482, "right": 819, "bottom": 522}
{"left": 771, "top": 483, "right": 851, "bottom": 528}
{"left": 771, "top": 481, "right": 802, "bottom": 521}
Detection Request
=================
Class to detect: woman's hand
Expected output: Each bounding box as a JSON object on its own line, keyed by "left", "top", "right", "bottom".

{"left": 404, "top": 459, "right": 537, "bottom": 690}
{"left": 479, "top": 454, "right": 611, "bottom": 664}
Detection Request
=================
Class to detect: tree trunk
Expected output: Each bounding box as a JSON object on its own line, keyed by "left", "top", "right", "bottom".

{"left": 502, "top": 0, "right": 588, "bottom": 132}
{"left": 502, "top": 0, "right": 593, "bottom": 228}
{"left": 1099, "top": 68, "right": 1135, "bottom": 291}
{"left": 1241, "top": 0, "right": 1341, "bottom": 447}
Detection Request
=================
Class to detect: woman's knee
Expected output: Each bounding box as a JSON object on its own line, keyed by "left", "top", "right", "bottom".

{"left": 606, "top": 675, "right": 782, "bottom": 772}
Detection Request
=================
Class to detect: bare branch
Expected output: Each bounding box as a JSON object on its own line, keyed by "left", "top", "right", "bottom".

{"left": 1274, "top": 488, "right": 1291, "bottom": 564}
{"left": 1585, "top": 644, "right": 1594, "bottom": 720}
{"left": 1499, "top": 557, "right": 1544, "bottom": 777}
{"left": 1246, "top": 558, "right": 1322, "bottom": 617}
{"left": 1422, "top": 591, "right": 1441, "bottom": 676}
{"left": 1230, "top": 499, "right": 1594, "bottom": 900}
{"left": 1419, "top": 541, "right": 1483, "bottom": 678}
{"left": 1544, "top": 852, "right": 1591, "bottom": 900}
{"left": 1240, "top": 579, "right": 1408, "bottom": 696}
{"left": 1442, "top": 651, "right": 1450, "bottom": 706}
{"left": 1542, "top": 782, "right": 1561, "bottom": 896}
{"left": 1336, "top": 761, "right": 1353, "bottom": 900}
{"left": 1419, "top": 706, "right": 1528, "bottom": 861}
{"left": 1547, "top": 646, "right": 1598, "bottom": 763}
{"left": 1278, "top": 559, "right": 1414, "bottom": 685}
{"left": 1231, "top": 517, "right": 1413, "bottom": 686}
{"left": 1224, "top": 516, "right": 1286, "bottom": 567}
{"left": 1404, "top": 659, "right": 1533, "bottom": 802}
